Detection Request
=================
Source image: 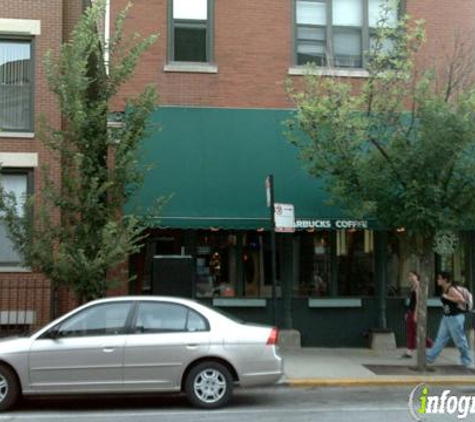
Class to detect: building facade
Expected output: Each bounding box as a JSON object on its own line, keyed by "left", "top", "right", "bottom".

{"left": 109, "top": 0, "right": 475, "bottom": 346}
{"left": 2, "top": 0, "right": 475, "bottom": 346}
{"left": 0, "top": 0, "right": 88, "bottom": 334}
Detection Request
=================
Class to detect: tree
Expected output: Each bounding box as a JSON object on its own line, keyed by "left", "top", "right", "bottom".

{"left": 0, "top": 0, "right": 159, "bottom": 304}
{"left": 286, "top": 1, "right": 475, "bottom": 370}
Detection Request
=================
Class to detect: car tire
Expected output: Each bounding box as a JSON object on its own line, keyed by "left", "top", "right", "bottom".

{"left": 185, "top": 361, "right": 233, "bottom": 409}
{"left": 0, "top": 364, "right": 20, "bottom": 411}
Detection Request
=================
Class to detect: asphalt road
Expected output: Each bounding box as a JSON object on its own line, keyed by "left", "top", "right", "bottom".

{"left": 2, "top": 385, "right": 475, "bottom": 421}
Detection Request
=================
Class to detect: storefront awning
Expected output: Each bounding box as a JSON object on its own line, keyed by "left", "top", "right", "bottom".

{"left": 127, "top": 107, "right": 365, "bottom": 230}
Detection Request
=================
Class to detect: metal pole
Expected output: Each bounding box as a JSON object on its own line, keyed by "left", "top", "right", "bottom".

{"left": 268, "top": 175, "right": 278, "bottom": 326}
{"left": 375, "top": 231, "right": 388, "bottom": 330}
{"left": 282, "top": 235, "right": 294, "bottom": 329}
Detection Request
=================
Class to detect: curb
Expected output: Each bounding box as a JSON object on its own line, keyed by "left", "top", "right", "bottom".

{"left": 284, "top": 377, "right": 475, "bottom": 387}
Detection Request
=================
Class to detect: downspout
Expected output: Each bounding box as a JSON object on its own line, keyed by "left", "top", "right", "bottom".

{"left": 104, "top": 0, "right": 111, "bottom": 74}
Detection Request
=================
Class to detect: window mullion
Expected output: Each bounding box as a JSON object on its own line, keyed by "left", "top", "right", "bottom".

{"left": 362, "top": 0, "right": 370, "bottom": 68}
{"left": 168, "top": 0, "right": 174, "bottom": 61}
{"left": 207, "top": 0, "right": 213, "bottom": 63}
{"left": 293, "top": 0, "right": 298, "bottom": 66}
{"left": 174, "top": 20, "right": 207, "bottom": 29}
{"left": 327, "top": 0, "right": 333, "bottom": 67}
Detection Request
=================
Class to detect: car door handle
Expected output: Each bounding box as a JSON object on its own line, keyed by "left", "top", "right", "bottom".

{"left": 103, "top": 347, "right": 116, "bottom": 353}
{"left": 186, "top": 344, "right": 198, "bottom": 349}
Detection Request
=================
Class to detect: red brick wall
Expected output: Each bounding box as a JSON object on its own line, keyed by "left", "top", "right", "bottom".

{"left": 3, "top": 0, "right": 474, "bottom": 324}
{"left": 63, "top": 0, "right": 86, "bottom": 41}
{"left": 0, "top": 0, "right": 86, "bottom": 327}
{"left": 408, "top": 0, "right": 475, "bottom": 56}
{"left": 110, "top": 0, "right": 293, "bottom": 109}
{"left": 408, "top": 0, "right": 475, "bottom": 87}
{"left": 111, "top": 0, "right": 475, "bottom": 110}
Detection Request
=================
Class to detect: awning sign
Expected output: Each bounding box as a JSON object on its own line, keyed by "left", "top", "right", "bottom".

{"left": 295, "top": 219, "right": 369, "bottom": 230}
{"left": 274, "top": 203, "right": 295, "bottom": 233}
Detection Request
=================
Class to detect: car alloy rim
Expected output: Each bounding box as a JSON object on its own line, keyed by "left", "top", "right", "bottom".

{"left": 193, "top": 368, "right": 227, "bottom": 404}
{"left": 0, "top": 374, "right": 7, "bottom": 403}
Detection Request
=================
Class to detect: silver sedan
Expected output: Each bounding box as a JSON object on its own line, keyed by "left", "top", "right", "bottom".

{"left": 0, "top": 296, "right": 283, "bottom": 410}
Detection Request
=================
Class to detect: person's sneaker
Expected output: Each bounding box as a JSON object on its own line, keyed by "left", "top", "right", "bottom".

{"left": 400, "top": 353, "right": 413, "bottom": 359}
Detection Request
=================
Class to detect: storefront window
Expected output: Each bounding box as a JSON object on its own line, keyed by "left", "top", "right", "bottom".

{"left": 386, "top": 231, "right": 440, "bottom": 297}
{"left": 243, "top": 231, "right": 283, "bottom": 298}
{"left": 262, "top": 233, "right": 281, "bottom": 298}
{"left": 297, "top": 231, "right": 331, "bottom": 297}
{"left": 195, "top": 232, "right": 235, "bottom": 298}
{"left": 435, "top": 232, "right": 466, "bottom": 294}
{"left": 386, "top": 231, "right": 403, "bottom": 296}
{"left": 451, "top": 242, "right": 466, "bottom": 285}
{"left": 242, "top": 231, "right": 262, "bottom": 297}
{"left": 193, "top": 230, "right": 282, "bottom": 299}
{"left": 295, "top": 229, "right": 377, "bottom": 298}
{"left": 337, "top": 230, "right": 375, "bottom": 296}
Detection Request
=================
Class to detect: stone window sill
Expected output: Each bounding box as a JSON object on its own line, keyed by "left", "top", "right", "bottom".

{"left": 0, "top": 132, "right": 35, "bottom": 139}
{"left": 164, "top": 62, "right": 218, "bottom": 74}
{"left": 288, "top": 67, "right": 369, "bottom": 78}
{"left": 0, "top": 266, "right": 32, "bottom": 273}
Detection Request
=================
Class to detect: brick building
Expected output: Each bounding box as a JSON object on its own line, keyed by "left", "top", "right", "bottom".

{"left": 0, "top": 0, "right": 89, "bottom": 334}
{"left": 2, "top": 0, "right": 475, "bottom": 346}
{"left": 111, "top": 0, "right": 475, "bottom": 346}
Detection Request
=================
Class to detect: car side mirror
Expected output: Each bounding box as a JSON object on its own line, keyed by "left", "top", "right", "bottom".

{"left": 43, "top": 325, "right": 61, "bottom": 340}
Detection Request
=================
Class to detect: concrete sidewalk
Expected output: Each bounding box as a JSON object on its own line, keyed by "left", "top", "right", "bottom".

{"left": 281, "top": 347, "right": 475, "bottom": 387}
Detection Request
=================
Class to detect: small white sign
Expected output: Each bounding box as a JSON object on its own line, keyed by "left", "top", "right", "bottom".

{"left": 274, "top": 203, "right": 295, "bottom": 232}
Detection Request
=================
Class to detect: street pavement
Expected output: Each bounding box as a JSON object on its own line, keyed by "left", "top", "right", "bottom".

{"left": 1, "top": 348, "right": 475, "bottom": 420}
{"left": 281, "top": 346, "right": 475, "bottom": 386}
{"left": 6, "top": 385, "right": 475, "bottom": 421}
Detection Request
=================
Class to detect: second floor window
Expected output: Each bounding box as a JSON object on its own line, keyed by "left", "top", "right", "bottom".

{"left": 169, "top": 0, "right": 213, "bottom": 63}
{"left": 295, "top": 0, "right": 398, "bottom": 69}
{"left": 0, "top": 38, "right": 33, "bottom": 132}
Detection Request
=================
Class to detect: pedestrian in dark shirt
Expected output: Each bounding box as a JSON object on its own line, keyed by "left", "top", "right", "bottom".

{"left": 426, "top": 271, "right": 473, "bottom": 367}
{"left": 402, "top": 271, "right": 433, "bottom": 358}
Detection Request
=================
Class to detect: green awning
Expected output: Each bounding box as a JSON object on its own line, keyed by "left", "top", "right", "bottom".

{"left": 127, "top": 107, "right": 355, "bottom": 230}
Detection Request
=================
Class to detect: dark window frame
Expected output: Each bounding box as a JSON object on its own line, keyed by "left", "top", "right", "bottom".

{"left": 0, "top": 35, "right": 35, "bottom": 132}
{"left": 167, "top": 0, "right": 214, "bottom": 64}
{"left": 0, "top": 168, "right": 34, "bottom": 268}
{"left": 293, "top": 0, "right": 401, "bottom": 69}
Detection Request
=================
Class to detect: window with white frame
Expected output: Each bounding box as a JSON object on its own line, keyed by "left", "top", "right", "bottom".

{"left": 0, "top": 38, "right": 33, "bottom": 131}
{"left": 169, "top": 0, "right": 213, "bottom": 63}
{"left": 0, "top": 171, "right": 30, "bottom": 269}
{"left": 295, "top": 0, "right": 398, "bottom": 68}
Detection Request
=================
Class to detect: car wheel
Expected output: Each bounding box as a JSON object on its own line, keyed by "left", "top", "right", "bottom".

{"left": 185, "top": 361, "right": 233, "bottom": 409}
{"left": 0, "top": 364, "right": 19, "bottom": 411}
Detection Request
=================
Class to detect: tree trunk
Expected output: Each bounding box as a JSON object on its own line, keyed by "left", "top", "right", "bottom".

{"left": 416, "top": 248, "right": 431, "bottom": 371}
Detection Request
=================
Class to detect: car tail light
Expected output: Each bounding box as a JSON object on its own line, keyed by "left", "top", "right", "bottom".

{"left": 266, "top": 327, "right": 279, "bottom": 345}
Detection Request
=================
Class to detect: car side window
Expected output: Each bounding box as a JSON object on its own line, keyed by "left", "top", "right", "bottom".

{"left": 58, "top": 302, "right": 133, "bottom": 338}
{"left": 134, "top": 302, "right": 209, "bottom": 333}
{"left": 187, "top": 309, "right": 208, "bottom": 332}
